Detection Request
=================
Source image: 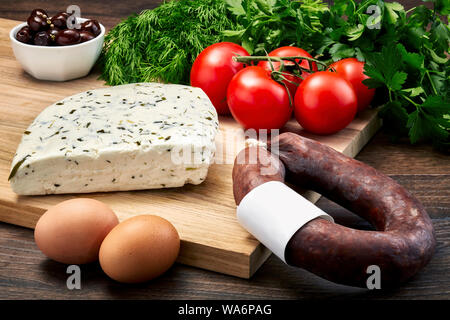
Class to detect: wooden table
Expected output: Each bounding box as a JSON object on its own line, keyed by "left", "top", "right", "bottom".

{"left": 0, "top": 0, "right": 448, "bottom": 300}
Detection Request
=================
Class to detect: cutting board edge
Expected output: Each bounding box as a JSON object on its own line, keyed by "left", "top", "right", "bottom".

{"left": 343, "top": 109, "right": 382, "bottom": 157}
{"left": 0, "top": 199, "right": 44, "bottom": 229}
{"left": 178, "top": 239, "right": 256, "bottom": 278}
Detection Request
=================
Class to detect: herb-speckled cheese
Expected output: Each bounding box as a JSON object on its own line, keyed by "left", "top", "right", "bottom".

{"left": 9, "top": 83, "right": 218, "bottom": 195}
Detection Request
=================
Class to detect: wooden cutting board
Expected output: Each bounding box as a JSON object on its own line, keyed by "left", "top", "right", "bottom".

{"left": 0, "top": 18, "right": 381, "bottom": 278}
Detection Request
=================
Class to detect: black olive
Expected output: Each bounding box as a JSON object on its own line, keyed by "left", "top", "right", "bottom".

{"left": 55, "top": 29, "right": 81, "bottom": 46}
{"left": 79, "top": 30, "right": 95, "bottom": 43}
{"left": 47, "top": 28, "right": 59, "bottom": 44}
{"left": 27, "top": 14, "right": 50, "bottom": 32}
{"left": 33, "top": 31, "right": 51, "bottom": 46}
{"left": 80, "top": 20, "right": 101, "bottom": 37}
{"left": 30, "top": 9, "right": 48, "bottom": 19}
{"left": 50, "top": 12, "right": 69, "bottom": 29}
{"left": 16, "top": 26, "right": 33, "bottom": 44}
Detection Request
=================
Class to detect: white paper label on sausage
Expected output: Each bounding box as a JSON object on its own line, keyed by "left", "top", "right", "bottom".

{"left": 236, "top": 181, "right": 333, "bottom": 264}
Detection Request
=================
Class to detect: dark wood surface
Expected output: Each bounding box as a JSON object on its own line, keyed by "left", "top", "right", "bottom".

{"left": 0, "top": 0, "right": 448, "bottom": 300}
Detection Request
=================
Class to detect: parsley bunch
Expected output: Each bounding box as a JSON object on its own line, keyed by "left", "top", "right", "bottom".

{"left": 325, "top": 0, "right": 449, "bottom": 149}
{"left": 222, "top": 0, "right": 329, "bottom": 54}
{"left": 360, "top": 1, "right": 449, "bottom": 150}
{"left": 225, "top": 0, "right": 449, "bottom": 149}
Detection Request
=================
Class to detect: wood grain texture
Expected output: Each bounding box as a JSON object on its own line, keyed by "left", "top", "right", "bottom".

{"left": 0, "top": 0, "right": 449, "bottom": 299}
{"left": 1, "top": 203, "right": 448, "bottom": 300}
{"left": 0, "top": 17, "right": 380, "bottom": 278}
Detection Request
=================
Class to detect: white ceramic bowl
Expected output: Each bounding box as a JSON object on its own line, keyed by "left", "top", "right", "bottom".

{"left": 10, "top": 18, "right": 105, "bottom": 81}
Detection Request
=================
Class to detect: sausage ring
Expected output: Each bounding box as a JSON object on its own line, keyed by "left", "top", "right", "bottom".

{"left": 233, "top": 132, "right": 436, "bottom": 288}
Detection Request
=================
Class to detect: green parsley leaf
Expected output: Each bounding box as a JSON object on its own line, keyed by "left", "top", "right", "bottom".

{"left": 390, "top": 72, "right": 408, "bottom": 91}
{"left": 401, "top": 87, "right": 425, "bottom": 97}
{"left": 225, "top": 0, "right": 246, "bottom": 16}
{"left": 407, "top": 96, "right": 450, "bottom": 144}
{"left": 384, "top": 2, "right": 404, "bottom": 24}
{"left": 430, "top": 21, "right": 450, "bottom": 53}
{"left": 397, "top": 44, "right": 424, "bottom": 70}
{"left": 346, "top": 24, "right": 365, "bottom": 41}
{"left": 421, "top": 96, "right": 450, "bottom": 122}
{"left": 329, "top": 43, "right": 355, "bottom": 61}
{"left": 407, "top": 110, "right": 428, "bottom": 144}
{"left": 363, "top": 44, "right": 408, "bottom": 91}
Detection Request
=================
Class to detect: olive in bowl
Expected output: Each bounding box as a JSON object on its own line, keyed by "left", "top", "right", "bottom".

{"left": 80, "top": 20, "right": 101, "bottom": 37}
{"left": 15, "top": 26, "right": 33, "bottom": 44}
{"left": 27, "top": 9, "right": 51, "bottom": 32}
{"left": 33, "top": 31, "right": 51, "bottom": 46}
{"left": 55, "top": 29, "right": 81, "bottom": 46}
{"left": 16, "top": 9, "right": 102, "bottom": 47}
{"left": 50, "top": 12, "right": 70, "bottom": 29}
{"left": 10, "top": 17, "right": 105, "bottom": 81}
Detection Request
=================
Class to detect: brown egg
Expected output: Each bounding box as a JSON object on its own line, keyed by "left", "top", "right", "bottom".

{"left": 99, "top": 215, "right": 180, "bottom": 283}
{"left": 34, "top": 198, "right": 119, "bottom": 264}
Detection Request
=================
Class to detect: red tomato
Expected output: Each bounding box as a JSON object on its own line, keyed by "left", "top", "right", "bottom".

{"left": 190, "top": 42, "right": 249, "bottom": 115}
{"left": 294, "top": 71, "right": 357, "bottom": 135}
{"left": 227, "top": 66, "right": 292, "bottom": 130}
{"left": 258, "top": 46, "right": 318, "bottom": 99}
{"left": 328, "top": 58, "right": 375, "bottom": 112}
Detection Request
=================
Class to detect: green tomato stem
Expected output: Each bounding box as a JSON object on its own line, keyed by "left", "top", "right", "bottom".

{"left": 233, "top": 55, "right": 328, "bottom": 68}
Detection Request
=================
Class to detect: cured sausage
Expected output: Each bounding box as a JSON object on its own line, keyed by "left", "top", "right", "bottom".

{"left": 233, "top": 133, "right": 435, "bottom": 288}
{"left": 233, "top": 145, "right": 285, "bottom": 206}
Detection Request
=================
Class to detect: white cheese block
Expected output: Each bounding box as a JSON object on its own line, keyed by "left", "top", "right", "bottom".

{"left": 9, "top": 83, "right": 219, "bottom": 195}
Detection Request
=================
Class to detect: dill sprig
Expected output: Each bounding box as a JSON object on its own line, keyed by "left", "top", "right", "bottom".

{"left": 99, "top": 0, "right": 240, "bottom": 85}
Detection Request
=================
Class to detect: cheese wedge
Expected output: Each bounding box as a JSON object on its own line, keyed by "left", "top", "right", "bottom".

{"left": 9, "top": 83, "right": 218, "bottom": 195}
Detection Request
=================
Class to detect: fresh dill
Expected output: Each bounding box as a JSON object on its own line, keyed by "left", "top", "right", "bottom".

{"left": 99, "top": 0, "right": 240, "bottom": 85}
